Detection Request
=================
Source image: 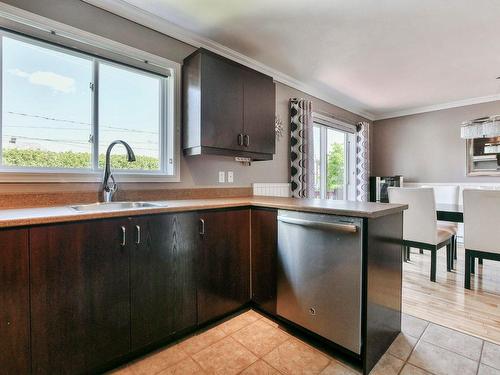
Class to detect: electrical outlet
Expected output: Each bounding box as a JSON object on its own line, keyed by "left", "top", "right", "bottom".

{"left": 227, "top": 171, "right": 234, "bottom": 183}
{"left": 218, "top": 171, "right": 225, "bottom": 183}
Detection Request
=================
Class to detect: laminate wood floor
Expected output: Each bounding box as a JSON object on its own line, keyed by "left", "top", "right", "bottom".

{"left": 403, "top": 244, "right": 500, "bottom": 345}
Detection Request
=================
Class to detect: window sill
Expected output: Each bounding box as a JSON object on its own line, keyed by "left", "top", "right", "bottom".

{"left": 0, "top": 171, "right": 180, "bottom": 183}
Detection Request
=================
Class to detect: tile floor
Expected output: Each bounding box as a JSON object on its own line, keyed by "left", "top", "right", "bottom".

{"left": 108, "top": 309, "right": 500, "bottom": 375}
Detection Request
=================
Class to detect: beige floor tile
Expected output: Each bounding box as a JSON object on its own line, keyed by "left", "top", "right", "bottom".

{"left": 192, "top": 336, "right": 258, "bottom": 375}
{"left": 219, "top": 310, "right": 262, "bottom": 335}
{"left": 127, "top": 345, "right": 188, "bottom": 375}
{"left": 245, "top": 309, "right": 265, "bottom": 320}
{"left": 402, "top": 314, "right": 429, "bottom": 339}
{"left": 106, "top": 365, "right": 134, "bottom": 374}
{"left": 319, "top": 359, "right": 360, "bottom": 374}
{"left": 479, "top": 364, "right": 500, "bottom": 375}
{"left": 369, "top": 353, "right": 404, "bottom": 375}
{"left": 387, "top": 333, "right": 418, "bottom": 361}
{"left": 399, "top": 363, "right": 433, "bottom": 375}
{"left": 260, "top": 316, "right": 281, "bottom": 328}
{"left": 482, "top": 341, "right": 500, "bottom": 370}
{"left": 421, "top": 323, "right": 483, "bottom": 361}
{"left": 178, "top": 327, "right": 227, "bottom": 355}
{"left": 232, "top": 319, "right": 290, "bottom": 356}
{"left": 263, "top": 337, "right": 330, "bottom": 375}
{"left": 408, "top": 341, "right": 478, "bottom": 375}
{"left": 157, "top": 357, "right": 205, "bottom": 375}
{"left": 240, "top": 360, "right": 281, "bottom": 375}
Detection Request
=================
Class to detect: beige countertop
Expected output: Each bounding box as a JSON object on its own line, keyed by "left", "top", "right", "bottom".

{"left": 0, "top": 196, "right": 407, "bottom": 228}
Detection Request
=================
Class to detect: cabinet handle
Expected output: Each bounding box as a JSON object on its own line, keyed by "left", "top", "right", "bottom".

{"left": 120, "top": 226, "right": 126, "bottom": 247}
{"left": 135, "top": 225, "right": 141, "bottom": 244}
{"left": 199, "top": 218, "right": 205, "bottom": 235}
{"left": 237, "top": 133, "right": 243, "bottom": 146}
{"left": 243, "top": 134, "right": 250, "bottom": 147}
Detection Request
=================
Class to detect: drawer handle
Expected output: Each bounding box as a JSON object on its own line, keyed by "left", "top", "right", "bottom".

{"left": 199, "top": 218, "right": 205, "bottom": 235}
{"left": 135, "top": 225, "right": 141, "bottom": 244}
{"left": 243, "top": 134, "right": 250, "bottom": 147}
{"left": 277, "top": 216, "right": 357, "bottom": 233}
{"left": 120, "top": 226, "right": 126, "bottom": 246}
{"left": 237, "top": 134, "right": 243, "bottom": 146}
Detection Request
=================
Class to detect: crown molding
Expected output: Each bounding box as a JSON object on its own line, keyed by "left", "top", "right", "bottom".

{"left": 374, "top": 93, "right": 500, "bottom": 121}
{"left": 82, "top": 0, "right": 376, "bottom": 121}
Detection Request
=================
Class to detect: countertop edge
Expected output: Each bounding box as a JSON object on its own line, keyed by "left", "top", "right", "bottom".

{"left": 0, "top": 199, "right": 408, "bottom": 229}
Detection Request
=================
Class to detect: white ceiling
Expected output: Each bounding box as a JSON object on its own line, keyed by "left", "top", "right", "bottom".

{"left": 86, "top": 0, "right": 500, "bottom": 120}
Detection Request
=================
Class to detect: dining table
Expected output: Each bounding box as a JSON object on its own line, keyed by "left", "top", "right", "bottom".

{"left": 436, "top": 203, "right": 463, "bottom": 223}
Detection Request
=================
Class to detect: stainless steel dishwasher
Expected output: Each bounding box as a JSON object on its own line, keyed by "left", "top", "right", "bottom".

{"left": 277, "top": 210, "right": 363, "bottom": 354}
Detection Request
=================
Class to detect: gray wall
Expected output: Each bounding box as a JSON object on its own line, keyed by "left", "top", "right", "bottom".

{"left": 0, "top": 0, "right": 370, "bottom": 192}
{"left": 372, "top": 100, "right": 500, "bottom": 183}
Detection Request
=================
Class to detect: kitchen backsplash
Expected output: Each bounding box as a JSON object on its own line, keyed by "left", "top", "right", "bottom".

{"left": 253, "top": 183, "right": 291, "bottom": 197}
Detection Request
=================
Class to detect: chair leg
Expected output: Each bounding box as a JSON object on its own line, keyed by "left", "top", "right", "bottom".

{"left": 453, "top": 236, "right": 457, "bottom": 260}
{"left": 465, "top": 250, "right": 471, "bottom": 289}
{"left": 419, "top": 249, "right": 423, "bottom": 254}
{"left": 446, "top": 243, "right": 451, "bottom": 272}
{"left": 403, "top": 246, "right": 408, "bottom": 262}
{"left": 407, "top": 247, "right": 411, "bottom": 261}
{"left": 471, "top": 256, "right": 475, "bottom": 274}
{"left": 430, "top": 250, "right": 437, "bottom": 282}
{"left": 479, "top": 258, "right": 483, "bottom": 265}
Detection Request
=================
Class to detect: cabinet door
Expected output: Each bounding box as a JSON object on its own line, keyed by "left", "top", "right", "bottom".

{"left": 201, "top": 52, "right": 244, "bottom": 151}
{"left": 0, "top": 229, "right": 30, "bottom": 375}
{"left": 198, "top": 209, "right": 251, "bottom": 324}
{"left": 30, "top": 220, "right": 130, "bottom": 374}
{"left": 243, "top": 69, "right": 276, "bottom": 154}
{"left": 251, "top": 209, "right": 277, "bottom": 314}
{"left": 131, "top": 213, "right": 198, "bottom": 350}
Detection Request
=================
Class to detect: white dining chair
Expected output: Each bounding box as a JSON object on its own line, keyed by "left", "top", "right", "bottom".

{"left": 463, "top": 189, "right": 500, "bottom": 289}
{"left": 388, "top": 187, "right": 453, "bottom": 282}
{"left": 422, "top": 185, "right": 460, "bottom": 264}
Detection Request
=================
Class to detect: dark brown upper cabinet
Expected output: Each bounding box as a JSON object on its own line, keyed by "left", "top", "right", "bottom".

{"left": 183, "top": 49, "right": 276, "bottom": 161}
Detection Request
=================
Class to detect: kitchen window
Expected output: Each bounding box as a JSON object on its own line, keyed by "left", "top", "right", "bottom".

{"left": 313, "top": 113, "right": 356, "bottom": 200}
{"left": 0, "top": 30, "right": 178, "bottom": 181}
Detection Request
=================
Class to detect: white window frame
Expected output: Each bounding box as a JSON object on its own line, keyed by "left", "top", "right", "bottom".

{"left": 313, "top": 113, "right": 357, "bottom": 201}
{"left": 0, "top": 5, "right": 181, "bottom": 183}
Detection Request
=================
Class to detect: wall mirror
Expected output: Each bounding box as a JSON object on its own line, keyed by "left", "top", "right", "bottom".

{"left": 466, "top": 136, "right": 500, "bottom": 176}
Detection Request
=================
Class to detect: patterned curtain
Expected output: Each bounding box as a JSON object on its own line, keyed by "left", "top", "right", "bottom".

{"left": 355, "top": 121, "right": 370, "bottom": 202}
{"left": 290, "top": 99, "right": 314, "bottom": 198}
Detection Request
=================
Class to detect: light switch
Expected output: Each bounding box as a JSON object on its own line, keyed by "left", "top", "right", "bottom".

{"left": 227, "top": 171, "right": 234, "bottom": 183}
{"left": 218, "top": 171, "right": 225, "bottom": 183}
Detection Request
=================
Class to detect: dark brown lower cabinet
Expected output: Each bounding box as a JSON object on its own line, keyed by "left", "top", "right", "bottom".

{"left": 30, "top": 219, "right": 131, "bottom": 374}
{"left": 131, "top": 213, "right": 198, "bottom": 350}
{"left": 198, "top": 209, "right": 251, "bottom": 324}
{"left": 0, "top": 228, "right": 30, "bottom": 375}
{"left": 251, "top": 209, "right": 277, "bottom": 314}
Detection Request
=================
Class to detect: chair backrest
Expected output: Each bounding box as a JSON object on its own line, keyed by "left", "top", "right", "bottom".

{"left": 388, "top": 187, "right": 438, "bottom": 245}
{"left": 422, "top": 185, "right": 460, "bottom": 204}
{"left": 463, "top": 189, "right": 500, "bottom": 254}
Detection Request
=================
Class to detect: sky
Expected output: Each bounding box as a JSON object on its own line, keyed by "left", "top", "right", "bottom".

{"left": 1, "top": 36, "right": 162, "bottom": 167}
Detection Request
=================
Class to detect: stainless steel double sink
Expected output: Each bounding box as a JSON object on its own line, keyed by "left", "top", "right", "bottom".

{"left": 70, "top": 201, "right": 168, "bottom": 213}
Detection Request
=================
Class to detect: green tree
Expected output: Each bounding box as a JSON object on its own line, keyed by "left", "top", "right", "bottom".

{"left": 2, "top": 149, "right": 159, "bottom": 170}
{"left": 327, "top": 143, "right": 344, "bottom": 191}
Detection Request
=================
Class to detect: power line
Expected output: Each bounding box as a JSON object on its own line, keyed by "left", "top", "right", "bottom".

{"left": 6, "top": 111, "right": 158, "bottom": 134}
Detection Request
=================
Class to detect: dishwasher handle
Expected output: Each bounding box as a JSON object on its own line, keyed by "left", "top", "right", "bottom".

{"left": 277, "top": 216, "right": 358, "bottom": 233}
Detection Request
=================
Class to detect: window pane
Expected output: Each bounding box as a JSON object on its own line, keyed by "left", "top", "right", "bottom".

{"left": 326, "top": 128, "right": 345, "bottom": 200}
{"left": 313, "top": 126, "right": 321, "bottom": 198}
{"left": 2, "top": 37, "right": 93, "bottom": 168}
{"left": 98, "top": 62, "right": 161, "bottom": 171}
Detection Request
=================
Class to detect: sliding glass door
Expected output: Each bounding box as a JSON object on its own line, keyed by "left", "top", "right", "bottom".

{"left": 313, "top": 119, "right": 356, "bottom": 200}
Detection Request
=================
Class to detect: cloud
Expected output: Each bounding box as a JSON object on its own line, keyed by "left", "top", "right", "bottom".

{"left": 8, "top": 68, "right": 76, "bottom": 93}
